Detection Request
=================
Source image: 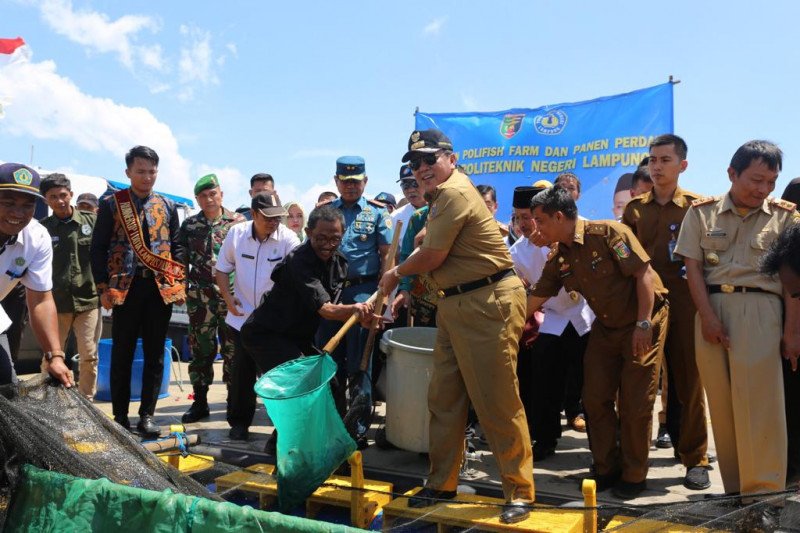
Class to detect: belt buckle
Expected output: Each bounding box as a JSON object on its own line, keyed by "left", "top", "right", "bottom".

{"left": 436, "top": 289, "right": 445, "bottom": 299}
{"left": 721, "top": 284, "right": 735, "bottom": 294}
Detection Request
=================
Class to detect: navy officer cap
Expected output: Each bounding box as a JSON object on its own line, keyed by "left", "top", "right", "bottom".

{"left": 336, "top": 156, "right": 366, "bottom": 180}
{"left": 374, "top": 192, "right": 396, "bottom": 207}
{"left": 0, "top": 163, "right": 43, "bottom": 198}
{"left": 397, "top": 164, "right": 414, "bottom": 182}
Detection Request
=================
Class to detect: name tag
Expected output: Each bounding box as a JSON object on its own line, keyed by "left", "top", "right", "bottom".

{"left": 241, "top": 253, "right": 255, "bottom": 260}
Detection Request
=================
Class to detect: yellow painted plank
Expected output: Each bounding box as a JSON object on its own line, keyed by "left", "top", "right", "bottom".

{"left": 156, "top": 453, "right": 215, "bottom": 475}
{"left": 605, "top": 515, "right": 712, "bottom": 532}
{"left": 383, "top": 487, "right": 583, "bottom": 533}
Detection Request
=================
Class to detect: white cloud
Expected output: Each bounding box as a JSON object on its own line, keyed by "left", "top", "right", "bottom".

{"left": 423, "top": 17, "right": 447, "bottom": 35}
{"left": 178, "top": 25, "right": 217, "bottom": 86}
{"left": 0, "top": 59, "right": 193, "bottom": 198}
{"left": 38, "top": 0, "right": 161, "bottom": 70}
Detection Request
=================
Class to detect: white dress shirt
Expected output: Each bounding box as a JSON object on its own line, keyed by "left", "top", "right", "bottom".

{"left": 216, "top": 222, "right": 300, "bottom": 331}
{"left": 510, "top": 236, "right": 594, "bottom": 336}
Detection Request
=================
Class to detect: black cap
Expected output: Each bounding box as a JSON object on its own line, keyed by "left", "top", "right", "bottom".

{"left": 0, "top": 163, "right": 43, "bottom": 198}
{"left": 76, "top": 192, "right": 99, "bottom": 208}
{"left": 397, "top": 164, "right": 414, "bottom": 182}
{"left": 251, "top": 192, "right": 287, "bottom": 217}
{"left": 513, "top": 186, "right": 547, "bottom": 209}
{"left": 401, "top": 129, "right": 453, "bottom": 162}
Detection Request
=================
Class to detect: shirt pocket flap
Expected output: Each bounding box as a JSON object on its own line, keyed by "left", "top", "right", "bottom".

{"left": 750, "top": 233, "right": 772, "bottom": 250}
{"left": 700, "top": 235, "right": 731, "bottom": 251}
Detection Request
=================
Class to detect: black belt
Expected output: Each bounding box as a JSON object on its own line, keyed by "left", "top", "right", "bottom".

{"left": 707, "top": 284, "right": 771, "bottom": 295}
{"left": 439, "top": 269, "right": 515, "bottom": 298}
{"left": 343, "top": 274, "right": 379, "bottom": 288}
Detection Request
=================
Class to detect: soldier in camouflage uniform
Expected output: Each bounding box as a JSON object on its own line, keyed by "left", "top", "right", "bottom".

{"left": 177, "top": 174, "right": 245, "bottom": 423}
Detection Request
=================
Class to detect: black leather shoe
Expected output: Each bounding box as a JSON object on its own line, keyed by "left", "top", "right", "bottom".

{"left": 582, "top": 469, "right": 621, "bottom": 492}
{"left": 407, "top": 487, "right": 457, "bottom": 508}
{"left": 684, "top": 466, "right": 711, "bottom": 490}
{"left": 612, "top": 479, "right": 647, "bottom": 500}
{"left": 181, "top": 401, "right": 210, "bottom": 423}
{"left": 136, "top": 415, "right": 160, "bottom": 437}
{"left": 229, "top": 425, "right": 249, "bottom": 441}
{"left": 533, "top": 442, "right": 556, "bottom": 461}
{"left": 114, "top": 415, "right": 131, "bottom": 431}
{"left": 655, "top": 425, "right": 672, "bottom": 449}
{"left": 500, "top": 502, "right": 530, "bottom": 524}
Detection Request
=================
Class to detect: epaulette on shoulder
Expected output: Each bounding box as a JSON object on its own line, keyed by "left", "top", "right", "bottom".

{"left": 546, "top": 245, "right": 559, "bottom": 262}
{"left": 770, "top": 197, "right": 796, "bottom": 212}
{"left": 586, "top": 223, "right": 608, "bottom": 236}
{"left": 315, "top": 198, "right": 335, "bottom": 207}
{"left": 691, "top": 196, "right": 717, "bottom": 207}
{"left": 367, "top": 199, "right": 386, "bottom": 208}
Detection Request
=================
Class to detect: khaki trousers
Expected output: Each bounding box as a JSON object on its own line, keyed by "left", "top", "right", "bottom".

{"left": 695, "top": 293, "right": 786, "bottom": 495}
{"left": 427, "top": 275, "right": 534, "bottom": 502}
{"left": 59, "top": 308, "right": 101, "bottom": 399}
{"left": 583, "top": 304, "right": 669, "bottom": 483}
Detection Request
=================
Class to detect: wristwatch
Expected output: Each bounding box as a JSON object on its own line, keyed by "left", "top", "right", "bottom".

{"left": 43, "top": 350, "right": 66, "bottom": 362}
{"left": 635, "top": 320, "right": 652, "bottom": 331}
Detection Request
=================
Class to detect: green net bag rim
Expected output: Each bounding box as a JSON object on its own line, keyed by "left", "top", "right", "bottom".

{"left": 254, "top": 354, "right": 337, "bottom": 401}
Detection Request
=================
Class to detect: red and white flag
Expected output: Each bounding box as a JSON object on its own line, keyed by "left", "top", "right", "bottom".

{"left": 0, "top": 37, "right": 31, "bottom": 66}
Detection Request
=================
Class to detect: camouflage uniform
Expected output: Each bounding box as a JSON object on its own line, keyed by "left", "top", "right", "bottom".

{"left": 178, "top": 207, "right": 245, "bottom": 388}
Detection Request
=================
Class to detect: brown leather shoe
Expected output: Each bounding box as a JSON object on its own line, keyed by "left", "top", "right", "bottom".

{"left": 568, "top": 414, "right": 587, "bottom": 432}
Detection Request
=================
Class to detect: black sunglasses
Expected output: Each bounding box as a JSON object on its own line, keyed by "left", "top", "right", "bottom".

{"left": 409, "top": 152, "right": 442, "bottom": 171}
{"left": 400, "top": 180, "right": 419, "bottom": 190}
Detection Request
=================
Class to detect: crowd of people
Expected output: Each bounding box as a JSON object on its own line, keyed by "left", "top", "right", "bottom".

{"left": 1, "top": 127, "right": 800, "bottom": 525}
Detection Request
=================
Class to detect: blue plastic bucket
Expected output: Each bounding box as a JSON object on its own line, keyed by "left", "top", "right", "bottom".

{"left": 95, "top": 338, "right": 172, "bottom": 402}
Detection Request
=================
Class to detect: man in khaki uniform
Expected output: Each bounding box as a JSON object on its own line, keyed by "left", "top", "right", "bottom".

{"left": 379, "top": 129, "right": 533, "bottom": 524}
{"left": 528, "top": 187, "right": 669, "bottom": 500}
{"left": 675, "top": 139, "right": 800, "bottom": 496}
{"left": 622, "top": 134, "right": 710, "bottom": 491}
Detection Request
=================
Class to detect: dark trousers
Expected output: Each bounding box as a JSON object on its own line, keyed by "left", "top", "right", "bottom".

{"left": 1, "top": 283, "right": 28, "bottom": 361}
{"left": 784, "top": 357, "right": 800, "bottom": 477}
{"left": 316, "top": 280, "right": 375, "bottom": 438}
{"left": 228, "top": 326, "right": 317, "bottom": 428}
{"left": 110, "top": 277, "right": 172, "bottom": 418}
{"left": 528, "top": 324, "right": 589, "bottom": 448}
{"left": 0, "top": 334, "right": 15, "bottom": 385}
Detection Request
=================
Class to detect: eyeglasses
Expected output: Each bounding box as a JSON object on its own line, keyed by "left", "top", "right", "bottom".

{"left": 312, "top": 235, "right": 342, "bottom": 246}
{"left": 400, "top": 180, "right": 419, "bottom": 190}
{"left": 409, "top": 152, "right": 443, "bottom": 171}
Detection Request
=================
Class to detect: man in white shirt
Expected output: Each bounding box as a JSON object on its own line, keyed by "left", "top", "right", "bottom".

{"left": 509, "top": 185, "right": 595, "bottom": 460}
{"left": 390, "top": 165, "right": 426, "bottom": 243}
{"left": 215, "top": 192, "right": 301, "bottom": 440}
{"left": 0, "top": 163, "right": 72, "bottom": 388}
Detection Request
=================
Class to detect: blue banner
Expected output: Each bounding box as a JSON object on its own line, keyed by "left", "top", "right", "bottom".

{"left": 415, "top": 83, "right": 674, "bottom": 222}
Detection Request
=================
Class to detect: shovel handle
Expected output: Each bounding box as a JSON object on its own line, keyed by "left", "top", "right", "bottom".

{"left": 359, "top": 220, "right": 403, "bottom": 371}
{"left": 322, "top": 291, "right": 378, "bottom": 354}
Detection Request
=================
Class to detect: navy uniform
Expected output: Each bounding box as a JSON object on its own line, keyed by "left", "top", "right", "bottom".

{"left": 316, "top": 156, "right": 393, "bottom": 446}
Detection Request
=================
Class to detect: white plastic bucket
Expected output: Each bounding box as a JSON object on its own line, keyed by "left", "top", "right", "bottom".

{"left": 379, "top": 327, "right": 437, "bottom": 453}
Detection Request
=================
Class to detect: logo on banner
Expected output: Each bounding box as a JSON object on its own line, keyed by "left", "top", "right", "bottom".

{"left": 533, "top": 109, "right": 568, "bottom": 135}
{"left": 499, "top": 114, "right": 525, "bottom": 139}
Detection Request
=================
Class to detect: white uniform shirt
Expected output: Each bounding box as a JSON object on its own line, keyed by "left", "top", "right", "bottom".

{"left": 509, "top": 236, "right": 594, "bottom": 336}
{"left": 390, "top": 202, "right": 415, "bottom": 244}
{"left": 216, "top": 222, "right": 300, "bottom": 331}
{"left": 0, "top": 219, "right": 53, "bottom": 332}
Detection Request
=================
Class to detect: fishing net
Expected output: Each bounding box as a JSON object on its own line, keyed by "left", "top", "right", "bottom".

{"left": 0, "top": 374, "right": 216, "bottom": 529}
{"left": 255, "top": 354, "right": 357, "bottom": 512}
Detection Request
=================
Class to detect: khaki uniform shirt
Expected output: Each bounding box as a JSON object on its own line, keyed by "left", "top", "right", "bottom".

{"left": 531, "top": 219, "right": 668, "bottom": 329}
{"left": 674, "top": 194, "right": 798, "bottom": 294}
{"left": 422, "top": 170, "right": 513, "bottom": 289}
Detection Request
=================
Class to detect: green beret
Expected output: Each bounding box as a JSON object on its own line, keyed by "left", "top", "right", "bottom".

{"left": 194, "top": 173, "right": 219, "bottom": 196}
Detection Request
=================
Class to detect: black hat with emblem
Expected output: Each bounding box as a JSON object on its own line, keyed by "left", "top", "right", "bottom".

{"left": 0, "top": 163, "right": 43, "bottom": 198}
{"left": 401, "top": 129, "right": 454, "bottom": 162}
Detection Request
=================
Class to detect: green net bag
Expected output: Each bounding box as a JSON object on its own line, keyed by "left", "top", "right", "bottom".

{"left": 255, "top": 354, "right": 356, "bottom": 512}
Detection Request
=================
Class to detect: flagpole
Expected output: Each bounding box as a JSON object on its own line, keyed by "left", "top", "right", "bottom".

{"left": 29, "top": 145, "right": 34, "bottom": 165}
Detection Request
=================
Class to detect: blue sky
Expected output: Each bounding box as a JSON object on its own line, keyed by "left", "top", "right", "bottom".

{"left": 2, "top": 0, "right": 800, "bottom": 215}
